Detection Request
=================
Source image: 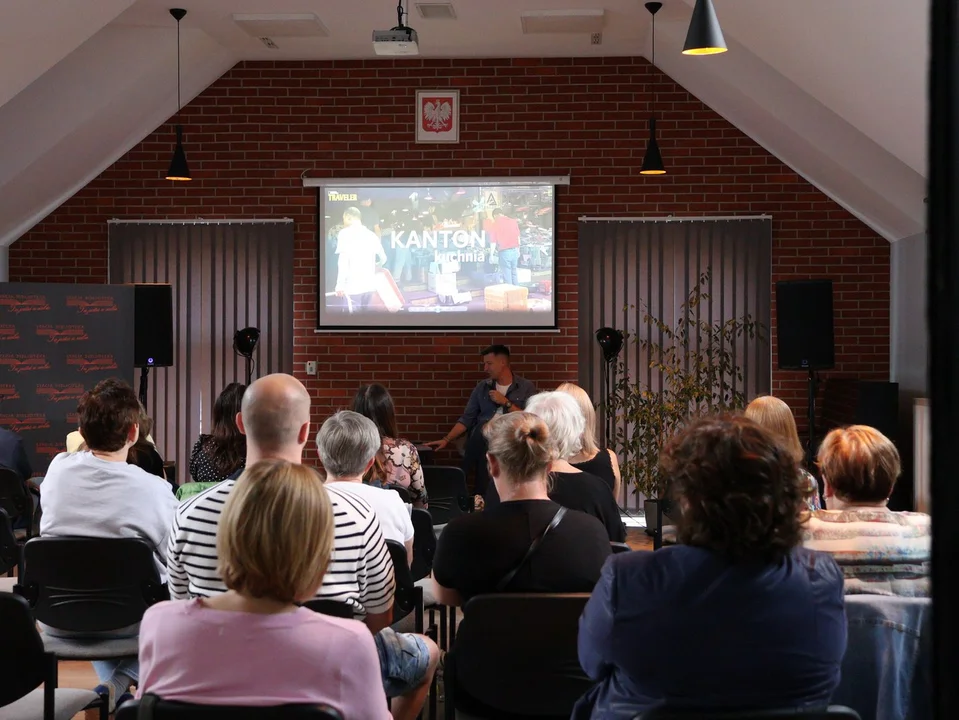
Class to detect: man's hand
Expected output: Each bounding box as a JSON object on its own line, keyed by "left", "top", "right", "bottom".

{"left": 425, "top": 438, "right": 449, "bottom": 450}
{"left": 489, "top": 390, "right": 509, "bottom": 406}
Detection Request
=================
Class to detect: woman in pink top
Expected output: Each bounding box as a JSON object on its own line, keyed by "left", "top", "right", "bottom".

{"left": 136, "top": 460, "right": 390, "bottom": 717}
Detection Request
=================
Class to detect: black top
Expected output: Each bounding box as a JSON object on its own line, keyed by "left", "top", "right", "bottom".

{"left": 189, "top": 435, "right": 245, "bottom": 483}
{"left": 486, "top": 471, "right": 626, "bottom": 543}
{"left": 572, "top": 450, "right": 616, "bottom": 495}
{"left": 130, "top": 444, "right": 165, "bottom": 479}
{"left": 433, "top": 499, "right": 610, "bottom": 605}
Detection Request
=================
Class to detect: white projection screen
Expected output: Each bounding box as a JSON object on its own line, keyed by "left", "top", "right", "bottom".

{"left": 312, "top": 177, "right": 565, "bottom": 330}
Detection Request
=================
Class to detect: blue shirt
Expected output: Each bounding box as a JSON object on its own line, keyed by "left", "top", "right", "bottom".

{"left": 574, "top": 545, "right": 847, "bottom": 719}
{"left": 456, "top": 375, "right": 537, "bottom": 430}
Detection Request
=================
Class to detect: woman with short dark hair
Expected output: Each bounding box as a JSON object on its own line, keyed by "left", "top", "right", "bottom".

{"left": 189, "top": 382, "right": 247, "bottom": 483}
{"left": 574, "top": 415, "right": 847, "bottom": 719}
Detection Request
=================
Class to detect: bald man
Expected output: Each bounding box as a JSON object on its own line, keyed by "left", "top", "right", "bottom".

{"left": 166, "top": 374, "right": 438, "bottom": 719}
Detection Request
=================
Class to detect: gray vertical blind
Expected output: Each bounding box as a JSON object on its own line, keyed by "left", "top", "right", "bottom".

{"left": 578, "top": 218, "right": 772, "bottom": 509}
{"left": 109, "top": 221, "right": 295, "bottom": 483}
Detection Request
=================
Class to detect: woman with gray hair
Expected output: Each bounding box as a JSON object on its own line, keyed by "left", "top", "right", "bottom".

{"left": 485, "top": 392, "right": 626, "bottom": 542}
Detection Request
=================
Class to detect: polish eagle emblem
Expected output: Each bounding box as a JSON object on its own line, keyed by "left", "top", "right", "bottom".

{"left": 422, "top": 98, "right": 453, "bottom": 132}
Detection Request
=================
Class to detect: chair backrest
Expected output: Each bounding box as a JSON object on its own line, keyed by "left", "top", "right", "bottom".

{"left": 18, "top": 537, "right": 165, "bottom": 632}
{"left": 0, "top": 508, "right": 20, "bottom": 575}
{"left": 301, "top": 598, "right": 355, "bottom": 619}
{"left": 410, "top": 507, "right": 435, "bottom": 582}
{"left": 610, "top": 541, "right": 631, "bottom": 554}
{"left": 636, "top": 707, "right": 861, "bottom": 719}
{"left": 415, "top": 444, "right": 435, "bottom": 467}
{"left": 386, "top": 539, "right": 417, "bottom": 622}
{"left": 116, "top": 697, "right": 344, "bottom": 719}
{"left": 0, "top": 591, "right": 47, "bottom": 708}
{"left": 0, "top": 466, "right": 30, "bottom": 522}
{"left": 450, "top": 593, "right": 592, "bottom": 716}
{"left": 422, "top": 465, "right": 470, "bottom": 525}
{"left": 386, "top": 484, "right": 413, "bottom": 504}
{"left": 831, "top": 595, "right": 932, "bottom": 720}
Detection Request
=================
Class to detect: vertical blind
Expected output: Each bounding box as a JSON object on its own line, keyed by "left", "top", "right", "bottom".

{"left": 109, "top": 221, "right": 295, "bottom": 483}
{"left": 578, "top": 218, "right": 772, "bottom": 509}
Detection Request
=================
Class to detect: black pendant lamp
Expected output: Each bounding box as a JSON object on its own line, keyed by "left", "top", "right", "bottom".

{"left": 641, "top": 2, "right": 666, "bottom": 176}
{"left": 166, "top": 8, "right": 191, "bottom": 181}
{"left": 683, "top": 0, "right": 728, "bottom": 56}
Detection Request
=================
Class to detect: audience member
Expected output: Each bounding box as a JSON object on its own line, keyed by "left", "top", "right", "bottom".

{"left": 803, "top": 425, "right": 931, "bottom": 597}
{"left": 433, "top": 412, "right": 610, "bottom": 608}
{"left": 0, "top": 422, "right": 32, "bottom": 481}
{"left": 317, "top": 411, "right": 415, "bottom": 566}
{"left": 557, "top": 382, "right": 622, "bottom": 499}
{"left": 485, "top": 392, "right": 625, "bottom": 542}
{"left": 574, "top": 416, "right": 847, "bottom": 719}
{"left": 40, "top": 378, "right": 178, "bottom": 709}
{"left": 126, "top": 405, "right": 166, "bottom": 480}
{"left": 167, "top": 374, "right": 437, "bottom": 720}
{"left": 137, "top": 460, "right": 390, "bottom": 717}
{"left": 189, "top": 382, "right": 246, "bottom": 483}
{"left": 745, "top": 395, "right": 821, "bottom": 510}
{"left": 351, "top": 383, "right": 428, "bottom": 507}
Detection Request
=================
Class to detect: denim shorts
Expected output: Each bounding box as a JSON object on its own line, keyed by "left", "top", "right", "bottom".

{"left": 374, "top": 627, "right": 431, "bottom": 697}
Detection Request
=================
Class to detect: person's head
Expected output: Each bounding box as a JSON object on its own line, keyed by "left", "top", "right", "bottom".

{"left": 744, "top": 396, "right": 804, "bottom": 464}
{"left": 662, "top": 415, "right": 806, "bottom": 564}
{"left": 483, "top": 411, "right": 556, "bottom": 490}
{"left": 481, "top": 344, "right": 511, "bottom": 382}
{"left": 492, "top": 208, "right": 505, "bottom": 219}
{"left": 556, "top": 383, "right": 599, "bottom": 456}
{"left": 343, "top": 206, "right": 362, "bottom": 226}
{"left": 525, "top": 391, "right": 585, "bottom": 461}
{"left": 206, "top": 382, "right": 247, "bottom": 475}
{"left": 77, "top": 378, "right": 141, "bottom": 452}
{"left": 238, "top": 374, "right": 311, "bottom": 464}
{"left": 817, "top": 425, "right": 901, "bottom": 507}
{"left": 218, "top": 460, "right": 334, "bottom": 604}
{"left": 315, "top": 411, "right": 381, "bottom": 480}
{"left": 351, "top": 384, "right": 399, "bottom": 439}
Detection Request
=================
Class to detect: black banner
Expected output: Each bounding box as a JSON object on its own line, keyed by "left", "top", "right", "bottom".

{"left": 0, "top": 282, "right": 135, "bottom": 475}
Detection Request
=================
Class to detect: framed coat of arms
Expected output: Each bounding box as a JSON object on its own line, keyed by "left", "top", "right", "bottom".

{"left": 415, "top": 89, "right": 460, "bottom": 144}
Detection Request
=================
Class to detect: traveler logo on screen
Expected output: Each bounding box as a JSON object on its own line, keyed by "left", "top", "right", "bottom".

{"left": 36, "top": 325, "right": 89, "bottom": 344}
{"left": 66, "top": 296, "right": 119, "bottom": 315}
{"left": 34, "top": 442, "right": 64, "bottom": 461}
{"left": 36, "top": 383, "right": 86, "bottom": 403}
{"left": 0, "top": 384, "right": 20, "bottom": 401}
{"left": 0, "top": 354, "right": 51, "bottom": 373}
{"left": 0, "top": 413, "right": 50, "bottom": 432}
{"left": 0, "top": 325, "right": 20, "bottom": 341}
{"left": 0, "top": 294, "right": 50, "bottom": 314}
{"left": 66, "top": 354, "right": 118, "bottom": 373}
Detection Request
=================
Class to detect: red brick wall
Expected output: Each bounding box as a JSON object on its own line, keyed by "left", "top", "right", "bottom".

{"left": 8, "top": 58, "right": 889, "bottom": 459}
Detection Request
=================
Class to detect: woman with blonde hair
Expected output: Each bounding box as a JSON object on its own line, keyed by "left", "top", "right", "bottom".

{"left": 136, "top": 460, "right": 389, "bottom": 716}
{"left": 557, "top": 382, "right": 622, "bottom": 500}
{"left": 744, "top": 395, "right": 821, "bottom": 510}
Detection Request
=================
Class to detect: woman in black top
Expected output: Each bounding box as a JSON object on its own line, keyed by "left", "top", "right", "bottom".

{"left": 485, "top": 392, "right": 626, "bottom": 542}
{"left": 557, "top": 382, "right": 622, "bottom": 500}
{"left": 189, "top": 382, "right": 247, "bottom": 483}
{"left": 433, "top": 412, "right": 610, "bottom": 609}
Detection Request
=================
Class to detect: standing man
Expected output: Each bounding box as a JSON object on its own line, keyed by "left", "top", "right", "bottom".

{"left": 491, "top": 208, "right": 521, "bottom": 286}
{"left": 335, "top": 206, "right": 387, "bottom": 312}
{"left": 426, "top": 345, "right": 536, "bottom": 496}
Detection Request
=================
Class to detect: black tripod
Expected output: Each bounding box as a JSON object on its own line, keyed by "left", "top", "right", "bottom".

{"left": 806, "top": 369, "right": 819, "bottom": 462}
{"left": 138, "top": 367, "right": 150, "bottom": 410}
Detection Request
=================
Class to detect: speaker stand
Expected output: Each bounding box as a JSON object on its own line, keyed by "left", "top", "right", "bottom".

{"left": 806, "top": 369, "right": 819, "bottom": 460}
{"left": 601, "top": 359, "right": 614, "bottom": 446}
{"left": 245, "top": 356, "right": 254, "bottom": 386}
{"left": 138, "top": 366, "right": 150, "bottom": 410}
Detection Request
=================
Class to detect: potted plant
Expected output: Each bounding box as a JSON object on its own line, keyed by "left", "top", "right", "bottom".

{"left": 607, "top": 269, "right": 766, "bottom": 532}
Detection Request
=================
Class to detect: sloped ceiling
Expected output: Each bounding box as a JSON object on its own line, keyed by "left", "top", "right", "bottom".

{"left": 0, "top": 0, "right": 927, "bottom": 249}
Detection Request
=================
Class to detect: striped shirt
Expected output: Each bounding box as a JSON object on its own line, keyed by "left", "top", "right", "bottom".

{"left": 167, "top": 479, "right": 395, "bottom": 616}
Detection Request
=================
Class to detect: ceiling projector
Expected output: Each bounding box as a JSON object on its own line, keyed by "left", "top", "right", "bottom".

{"left": 372, "top": 26, "right": 419, "bottom": 56}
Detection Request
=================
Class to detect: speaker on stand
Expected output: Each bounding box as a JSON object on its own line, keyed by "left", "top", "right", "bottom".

{"left": 131, "top": 284, "right": 174, "bottom": 410}
{"left": 776, "top": 279, "right": 836, "bottom": 461}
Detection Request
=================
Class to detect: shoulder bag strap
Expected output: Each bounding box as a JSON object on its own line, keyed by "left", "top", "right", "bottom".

{"left": 495, "top": 507, "right": 567, "bottom": 592}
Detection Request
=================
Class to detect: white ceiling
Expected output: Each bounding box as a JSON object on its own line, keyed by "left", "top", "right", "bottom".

{"left": 0, "top": 0, "right": 927, "bottom": 247}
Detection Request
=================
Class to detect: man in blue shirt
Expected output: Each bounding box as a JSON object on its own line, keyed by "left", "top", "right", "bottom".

{"left": 426, "top": 345, "right": 536, "bottom": 496}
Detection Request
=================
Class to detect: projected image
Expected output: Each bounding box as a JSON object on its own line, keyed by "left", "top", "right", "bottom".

{"left": 318, "top": 182, "right": 556, "bottom": 329}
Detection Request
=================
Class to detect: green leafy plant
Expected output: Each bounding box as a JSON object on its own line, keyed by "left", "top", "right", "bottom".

{"left": 608, "top": 269, "right": 766, "bottom": 500}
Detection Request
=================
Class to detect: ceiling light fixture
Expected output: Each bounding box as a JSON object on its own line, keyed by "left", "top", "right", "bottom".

{"left": 640, "top": 2, "right": 666, "bottom": 176}
{"left": 682, "top": 0, "right": 728, "bottom": 56}
{"left": 165, "top": 8, "right": 192, "bottom": 181}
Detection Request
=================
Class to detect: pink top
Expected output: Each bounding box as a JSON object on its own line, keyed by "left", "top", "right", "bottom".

{"left": 137, "top": 599, "right": 390, "bottom": 717}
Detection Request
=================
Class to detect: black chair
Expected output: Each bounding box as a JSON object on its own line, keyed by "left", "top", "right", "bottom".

{"left": 611, "top": 542, "right": 631, "bottom": 554}
{"left": 410, "top": 508, "right": 435, "bottom": 582}
{"left": 0, "top": 591, "right": 108, "bottom": 720}
{"left": 0, "top": 509, "right": 21, "bottom": 577}
{"left": 386, "top": 484, "right": 413, "bottom": 504}
{"left": 415, "top": 444, "right": 435, "bottom": 467}
{"left": 635, "top": 708, "right": 861, "bottom": 719}
{"left": 387, "top": 539, "right": 423, "bottom": 633}
{"left": 301, "top": 598, "right": 355, "bottom": 619}
{"left": 422, "top": 466, "right": 471, "bottom": 526}
{"left": 117, "top": 697, "right": 343, "bottom": 719}
{"left": 0, "top": 466, "right": 38, "bottom": 540}
{"left": 444, "top": 593, "right": 592, "bottom": 719}
{"left": 15, "top": 537, "right": 166, "bottom": 669}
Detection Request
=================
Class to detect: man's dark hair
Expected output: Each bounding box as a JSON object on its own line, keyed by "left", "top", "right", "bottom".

{"left": 662, "top": 415, "right": 806, "bottom": 564}
{"left": 77, "top": 378, "right": 141, "bottom": 452}
{"left": 481, "top": 344, "right": 510, "bottom": 358}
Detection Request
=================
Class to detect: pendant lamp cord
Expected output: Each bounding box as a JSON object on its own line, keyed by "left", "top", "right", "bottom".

{"left": 650, "top": 8, "right": 656, "bottom": 122}
{"left": 176, "top": 17, "right": 181, "bottom": 113}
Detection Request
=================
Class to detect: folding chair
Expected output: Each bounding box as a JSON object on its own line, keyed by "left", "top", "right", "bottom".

{"left": 422, "top": 466, "right": 471, "bottom": 527}
{"left": 636, "top": 707, "right": 861, "bottom": 719}
{"left": 301, "top": 598, "right": 355, "bottom": 619}
{"left": 117, "top": 696, "right": 344, "bottom": 719}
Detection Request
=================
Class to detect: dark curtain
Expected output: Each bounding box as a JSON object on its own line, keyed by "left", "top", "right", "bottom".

{"left": 108, "top": 221, "right": 294, "bottom": 483}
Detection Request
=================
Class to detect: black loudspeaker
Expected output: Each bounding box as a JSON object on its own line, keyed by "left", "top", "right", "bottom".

{"left": 776, "top": 280, "right": 835, "bottom": 370}
{"left": 132, "top": 284, "right": 174, "bottom": 368}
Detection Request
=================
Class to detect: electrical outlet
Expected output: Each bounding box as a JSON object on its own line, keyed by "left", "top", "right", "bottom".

{"left": 305, "top": 361, "right": 318, "bottom": 376}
